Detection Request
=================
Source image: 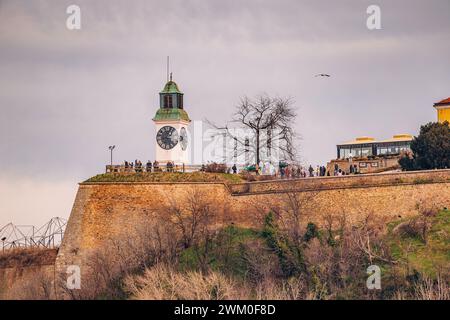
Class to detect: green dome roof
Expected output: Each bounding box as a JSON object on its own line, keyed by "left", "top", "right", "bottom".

{"left": 160, "top": 80, "right": 182, "bottom": 94}
{"left": 153, "top": 108, "right": 190, "bottom": 122}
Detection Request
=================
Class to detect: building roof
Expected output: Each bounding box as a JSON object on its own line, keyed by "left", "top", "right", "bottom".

{"left": 153, "top": 108, "right": 190, "bottom": 122}
{"left": 338, "top": 134, "right": 413, "bottom": 146}
{"left": 434, "top": 97, "right": 450, "bottom": 107}
{"left": 160, "top": 80, "right": 182, "bottom": 94}
{"left": 339, "top": 136, "right": 375, "bottom": 145}
{"left": 377, "top": 134, "right": 413, "bottom": 143}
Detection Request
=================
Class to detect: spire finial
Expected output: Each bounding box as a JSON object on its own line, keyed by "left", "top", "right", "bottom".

{"left": 166, "top": 56, "right": 170, "bottom": 82}
{"left": 170, "top": 72, "right": 172, "bottom": 81}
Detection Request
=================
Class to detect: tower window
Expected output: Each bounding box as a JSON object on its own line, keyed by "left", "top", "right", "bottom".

{"left": 164, "top": 95, "right": 173, "bottom": 108}
{"left": 177, "top": 95, "right": 183, "bottom": 109}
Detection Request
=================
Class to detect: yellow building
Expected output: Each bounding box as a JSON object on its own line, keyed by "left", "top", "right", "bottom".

{"left": 434, "top": 97, "right": 450, "bottom": 123}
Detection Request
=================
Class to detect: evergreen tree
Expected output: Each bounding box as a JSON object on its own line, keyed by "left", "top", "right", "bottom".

{"left": 400, "top": 121, "right": 450, "bottom": 170}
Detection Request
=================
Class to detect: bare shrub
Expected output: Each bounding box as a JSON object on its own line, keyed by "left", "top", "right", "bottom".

{"left": 274, "top": 190, "right": 319, "bottom": 245}
{"left": 124, "top": 263, "right": 243, "bottom": 300}
{"left": 393, "top": 198, "right": 440, "bottom": 244}
{"left": 263, "top": 202, "right": 392, "bottom": 297}
{"left": 204, "top": 162, "right": 228, "bottom": 173}
{"left": 62, "top": 249, "right": 119, "bottom": 300}
{"left": 126, "top": 263, "right": 310, "bottom": 300}
{"left": 413, "top": 274, "right": 450, "bottom": 300}
{"left": 351, "top": 213, "right": 393, "bottom": 265}
{"left": 254, "top": 276, "right": 310, "bottom": 300}
{"left": 125, "top": 262, "right": 449, "bottom": 301}
{"left": 62, "top": 218, "right": 180, "bottom": 300}
{"left": 393, "top": 219, "right": 423, "bottom": 239}
{"left": 415, "top": 197, "right": 441, "bottom": 244}
{"left": 241, "top": 238, "right": 281, "bottom": 282}
{"left": 299, "top": 212, "right": 396, "bottom": 299}
{"left": 110, "top": 217, "right": 180, "bottom": 269}
{"left": 392, "top": 273, "right": 450, "bottom": 300}
{"left": 61, "top": 190, "right": 218, "bottom": 300}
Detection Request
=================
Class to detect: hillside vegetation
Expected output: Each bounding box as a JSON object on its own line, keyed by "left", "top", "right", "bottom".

{"left": 5, "top": 193, "right": 448, "bottom": 300}
{"left": 388, "top": 210, "right": 450, "bottom": 276}
{"left": 63, "top": 202, "right": 449, "bottom": 300}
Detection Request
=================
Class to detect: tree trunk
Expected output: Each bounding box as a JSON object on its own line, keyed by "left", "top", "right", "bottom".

{"left": 256, "top": 129, "right": 260, "bottom": 165}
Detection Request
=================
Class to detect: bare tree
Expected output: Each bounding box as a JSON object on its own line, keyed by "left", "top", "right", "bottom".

{"left": 273, "top": 187, "right": 318, "bottom": 246}
{"left": 59, "top": 218, "right": 180, "bottom": 300}
{"left": 165, "top": 189, "right": 216, "bottom": 250}
{"left": 352, "top": 212, "right": 395, "bottom": 265}
{"left": 208, "top": 94, "right": 298, "bottom": 165}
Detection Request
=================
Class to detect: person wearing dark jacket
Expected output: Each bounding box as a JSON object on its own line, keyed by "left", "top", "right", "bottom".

{"left": 146, "top": 161, "right": 152, "bottom": 172}
{"left": 308, "top": 165, "right": 314, "bottom": 177}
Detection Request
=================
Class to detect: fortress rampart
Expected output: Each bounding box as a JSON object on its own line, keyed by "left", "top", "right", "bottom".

{"left": 55, "top": 169, "right": 450, "bottom": 274}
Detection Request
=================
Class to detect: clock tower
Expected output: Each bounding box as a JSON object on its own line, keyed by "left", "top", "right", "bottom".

{"left": 153, "top": 75, "right": 191, "bottom": 164}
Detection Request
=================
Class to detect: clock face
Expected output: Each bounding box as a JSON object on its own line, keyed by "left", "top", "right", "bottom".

{"left": 156, "top": 126, "right": 179, "bottom": 150}
{"left": 180, "top": 127, "right": 188, "bottom": 151}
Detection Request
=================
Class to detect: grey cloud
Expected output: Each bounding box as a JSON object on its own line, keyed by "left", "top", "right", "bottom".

{"left": 0, "top": 0, "right": 449, "bottom": 224}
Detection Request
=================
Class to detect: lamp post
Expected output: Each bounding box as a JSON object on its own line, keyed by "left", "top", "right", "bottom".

{"left": 108, "top": 145, "right": 116, "bottom": 166}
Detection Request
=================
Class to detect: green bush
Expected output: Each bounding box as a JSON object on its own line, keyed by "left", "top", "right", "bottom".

{"left": 261, "top": 212, "right": 305, "bottom": 277}
{"left": 303, "top": 222, "right": 319, "bottom": 242}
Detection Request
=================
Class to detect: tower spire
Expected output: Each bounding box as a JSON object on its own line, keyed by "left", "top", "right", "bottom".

{"left": 166, "top": 56, "right": 170, "bottom": 82}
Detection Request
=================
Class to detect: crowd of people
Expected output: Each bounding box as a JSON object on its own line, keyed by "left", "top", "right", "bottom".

{"left": 112, "top": 159, "right": 359, "bottom": 178}
{"left": 229, "top": 161, "right": 359, "bottom": 179}
{"left": 332, "top": 163, "right": 359, "bottom": 176}
{"left": 120, "top": 160, "right": 181, "bottom": 173}
{"left": 239, "top": 162, "right": 330, "bottom": 179}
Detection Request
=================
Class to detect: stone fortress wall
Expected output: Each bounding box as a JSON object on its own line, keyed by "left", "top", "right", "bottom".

{"left": 54, "top": 169, "right": 450, "bottom": 275}
{"left": 0, "top": 249, "right": 57, "bottom": 299}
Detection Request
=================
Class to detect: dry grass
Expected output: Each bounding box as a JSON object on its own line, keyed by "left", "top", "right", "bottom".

{"left": 84, "top": 172, "right": 243, "bottom": 183}
{"left": 124, "top": 264, "right": 243, "bottom": 300}
{"left": 413, "top": 274, "right": 449, "bottom": 300}
{"left": 124, "top": 264, "right": 345, "bottom": 300}
{"left": 0, "top": 248, "right": 57, "bottom": 268}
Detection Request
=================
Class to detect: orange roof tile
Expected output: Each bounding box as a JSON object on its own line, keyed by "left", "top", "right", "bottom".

{"left": 434, "top": 97, "right": 450, "bottom": 106}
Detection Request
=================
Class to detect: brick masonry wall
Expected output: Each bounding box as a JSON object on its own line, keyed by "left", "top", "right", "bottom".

{"left": 55, "top": 170, "right": 450, "bottom": 275}
{"left": 0, "top": 264, "right": 55, "bottom": 299}
{"left": 229, "top": 169, "right": 450, "bottom": 194}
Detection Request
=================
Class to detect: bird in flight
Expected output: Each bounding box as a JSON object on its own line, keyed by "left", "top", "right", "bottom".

{"left": 315, "top": 73, "right": 331, "bottom": 77}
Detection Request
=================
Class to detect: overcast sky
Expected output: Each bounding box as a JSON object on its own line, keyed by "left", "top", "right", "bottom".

{"left": 0, "top": 0, "right": 449, "bottom": 226}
